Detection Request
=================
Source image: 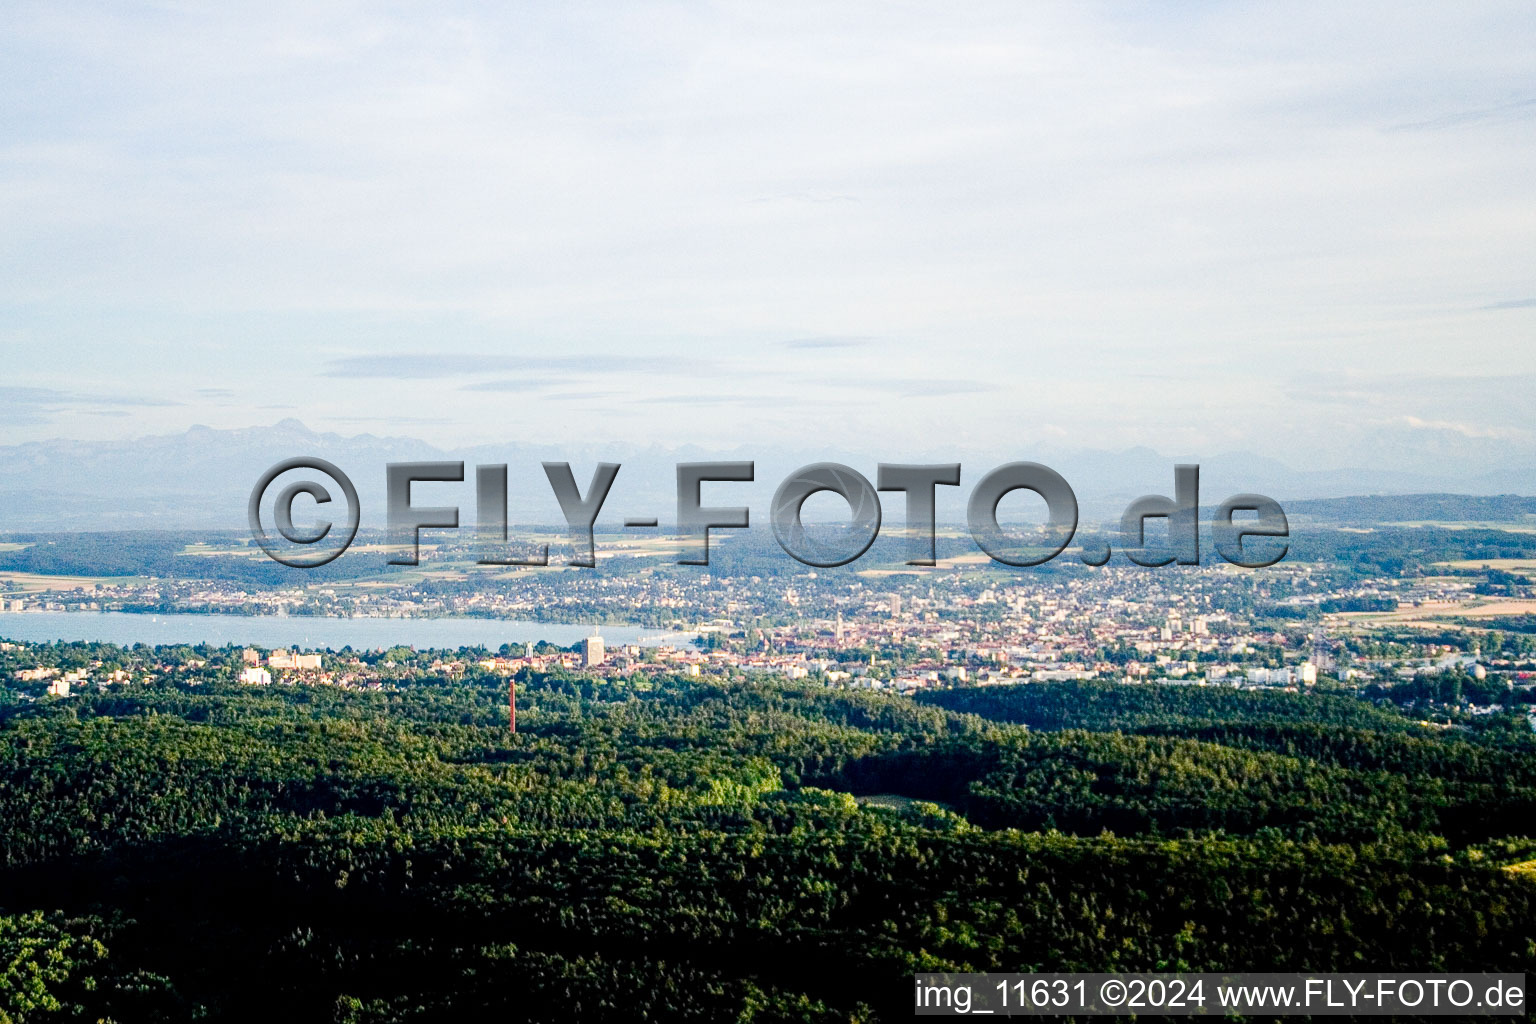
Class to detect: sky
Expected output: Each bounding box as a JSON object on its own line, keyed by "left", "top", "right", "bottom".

{"left": 2, "top": 1, "right": 1534, "bottom": 475}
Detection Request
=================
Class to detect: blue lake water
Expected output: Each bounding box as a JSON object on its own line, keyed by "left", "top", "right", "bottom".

{"left": 0, "top": 611, "right": 694, "bottom": 652}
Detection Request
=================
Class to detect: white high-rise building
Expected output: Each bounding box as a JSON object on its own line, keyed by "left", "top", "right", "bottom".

{"left": 582, "top": 632, "right": 605, "bottom": 667}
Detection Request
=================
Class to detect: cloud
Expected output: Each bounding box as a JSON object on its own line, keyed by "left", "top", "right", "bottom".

{"left": 95, "top": 395, "right": 182, "bottom": 407}
{"left": 0, "top": 386, "right": 180, "bottom": 425}
{"left": 1287, "top": 372, "right": 1536, "bottom": 408}
{"left": 864, "top": 378, "right": 1000, "bottom": 398}
{"left": 460, "top": 378, "right": 571, "bottom": 392}
{"left": 544, "top": 391, "right": 624, "bottom": 402}
{"left": 630, "top": 392, "right": 823, "bottom": 407}
{"left": 1396, "top": 415, "right": 1527, "bottom": 442}
{"left": 2, "top": 3, "right": 1535, "bottom": 465}
{"left": 321, "top": 415, "right": 454, "bottom": 426}
{"left": 750, "top": 190, "right": 859, "bottom": 205}
{"left": 0, "top": 386, "right": 69, "bottom": 407}
{"left": 779, "top": 337, "right": 872, "bottom": 350}
{"left": 1286, "top": 382, "right": 1391, "bottom": 406}
{"left": 324, "top": 353, "right": 692, "bottom": 379}
{"left": 1389, "top": 97, "right": 1536, "bottom": 132}
{"left": 1481, "top": 297, "right": 1536, "bottom": 310}
{"left": 324, "top": 354, "right": 523, "bottom": 378}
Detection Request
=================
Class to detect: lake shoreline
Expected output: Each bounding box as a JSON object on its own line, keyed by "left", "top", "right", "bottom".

{"left": 0, "top": 610, "right": 699, "bottom": 652}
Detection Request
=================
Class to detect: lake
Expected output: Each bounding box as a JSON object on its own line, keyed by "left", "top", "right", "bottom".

{"left": 0, "top": 611, "right": 696, "bottom": 652}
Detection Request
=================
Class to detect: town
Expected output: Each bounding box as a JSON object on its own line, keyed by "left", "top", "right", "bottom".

{"left": 4, "top": 526, "right": 1534, "bottom": 722}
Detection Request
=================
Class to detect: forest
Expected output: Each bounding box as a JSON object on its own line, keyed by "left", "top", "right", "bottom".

{"left": 0, "top": 661, "right": 1532, "bottom": 1021}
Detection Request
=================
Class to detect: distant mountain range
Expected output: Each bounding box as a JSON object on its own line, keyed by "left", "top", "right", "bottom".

{"left": 0, "top": 419, "right": 1529, "bottom": 532}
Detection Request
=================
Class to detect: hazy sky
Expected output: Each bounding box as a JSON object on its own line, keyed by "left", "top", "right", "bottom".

{"left": 3, "top": 2, "right": 1534, "bottom": 472}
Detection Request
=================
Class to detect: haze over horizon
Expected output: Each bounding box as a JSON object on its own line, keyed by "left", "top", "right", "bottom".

{"left": 1, "top": 416, "right": 1531, "bottom": 534}
{"left": 3, "top": 2, "right": 1534, "bottom": 477}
